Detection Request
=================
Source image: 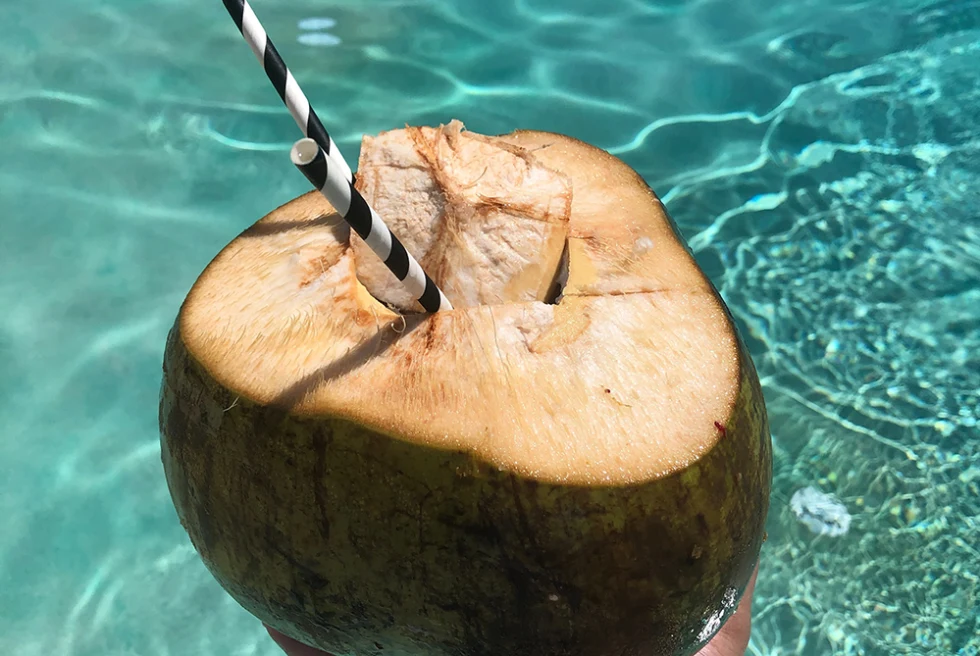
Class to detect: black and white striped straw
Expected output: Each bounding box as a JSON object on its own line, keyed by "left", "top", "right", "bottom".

{"left": 222, "top": 0, "right": 353, "bottom": 183}
{"left": 290, "top": 138, "right": 453, "bottom": 314}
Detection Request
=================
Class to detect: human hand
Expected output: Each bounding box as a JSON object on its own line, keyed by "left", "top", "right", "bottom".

{"left": 693, "top": 564, "right": 759, "bottom": 656}
{"left": 267, "top": 564, "right": 759, "bottom": 656}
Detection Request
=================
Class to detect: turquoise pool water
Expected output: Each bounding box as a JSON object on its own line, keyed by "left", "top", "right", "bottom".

{"left": 1, "top": 0, "right": 978, "bottom": 654}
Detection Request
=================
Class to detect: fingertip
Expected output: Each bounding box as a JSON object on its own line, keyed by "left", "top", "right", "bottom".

{"left": 743, "top": 562, "right": 760, "bottom": 601}
{"left": 264, "top": 625, "right": 333, "bottom": 656}
{"left": 726, "top": 561, "right": 761, "bottom": 644}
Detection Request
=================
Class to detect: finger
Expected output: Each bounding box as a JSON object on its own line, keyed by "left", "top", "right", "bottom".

{"left": 696, "top": 562, "right": 760, "bottom": 656}
{"left": 725, "top": 562, "right": 760, "bottom": 643}
{"left": 265, "top": 625, "right": 334, "bottom": 656}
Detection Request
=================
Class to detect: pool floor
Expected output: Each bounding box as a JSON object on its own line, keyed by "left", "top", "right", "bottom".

{"left": 0, "top": 0, "right": 978, "bottom": 654}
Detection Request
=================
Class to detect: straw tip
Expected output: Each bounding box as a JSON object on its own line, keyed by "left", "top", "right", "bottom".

{"left": 290, "top": 138, "right": 320, "bottom": 166}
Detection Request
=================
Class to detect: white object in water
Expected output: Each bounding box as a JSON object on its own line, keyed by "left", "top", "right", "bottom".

{"left": 298, "top": 17, "right": 337, "bottom": 31}
{"left": 298, "top": 32, "right": 342, "bottom": 47}
{"left": 297, "top": 16, "right": 341, "bottom": 46}
{"left": 790, "top": 486, "right": 851, "bottom": 537}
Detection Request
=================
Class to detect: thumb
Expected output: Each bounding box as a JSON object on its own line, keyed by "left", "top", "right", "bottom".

{"left": 265, "top": 625, "right": 333, "bottom": 656}
{"left": 697, "top": 563, "right": 760, "bottom": 656}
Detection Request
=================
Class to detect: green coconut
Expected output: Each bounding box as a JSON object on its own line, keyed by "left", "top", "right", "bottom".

{"left": 160, "top": 121, "right": 771, "bottom": 656}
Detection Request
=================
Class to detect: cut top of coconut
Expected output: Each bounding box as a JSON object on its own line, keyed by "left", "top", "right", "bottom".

{"left": 179, "top": 125, "right": 742, "bottom": 485}
{"left": 352, "top": 121, "right": 572, "bottom": 311}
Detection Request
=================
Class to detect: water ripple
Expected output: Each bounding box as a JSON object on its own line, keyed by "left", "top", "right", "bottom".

{"left": 2, "top": 0, "right": 979, "bottom": 655}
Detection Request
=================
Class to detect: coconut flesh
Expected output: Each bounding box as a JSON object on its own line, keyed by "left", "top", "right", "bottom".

{"left": 160, "top": 121, "right": 772, "bottom": 656}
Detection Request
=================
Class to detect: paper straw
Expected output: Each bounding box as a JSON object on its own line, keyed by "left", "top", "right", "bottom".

{"left": 222, "top": 0, "right": 354, "bottom": 183}
{"left": 290, "top": 138, "right": 453, "bottom": 314}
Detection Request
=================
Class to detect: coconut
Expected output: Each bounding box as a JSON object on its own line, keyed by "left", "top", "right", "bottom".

{"left": 160, "top": 121, "right": 771, "bottom": 656}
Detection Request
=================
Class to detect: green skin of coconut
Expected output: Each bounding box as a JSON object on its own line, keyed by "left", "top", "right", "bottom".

{"left": 160, "top": 316, "right": 769, "bottom": 656}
